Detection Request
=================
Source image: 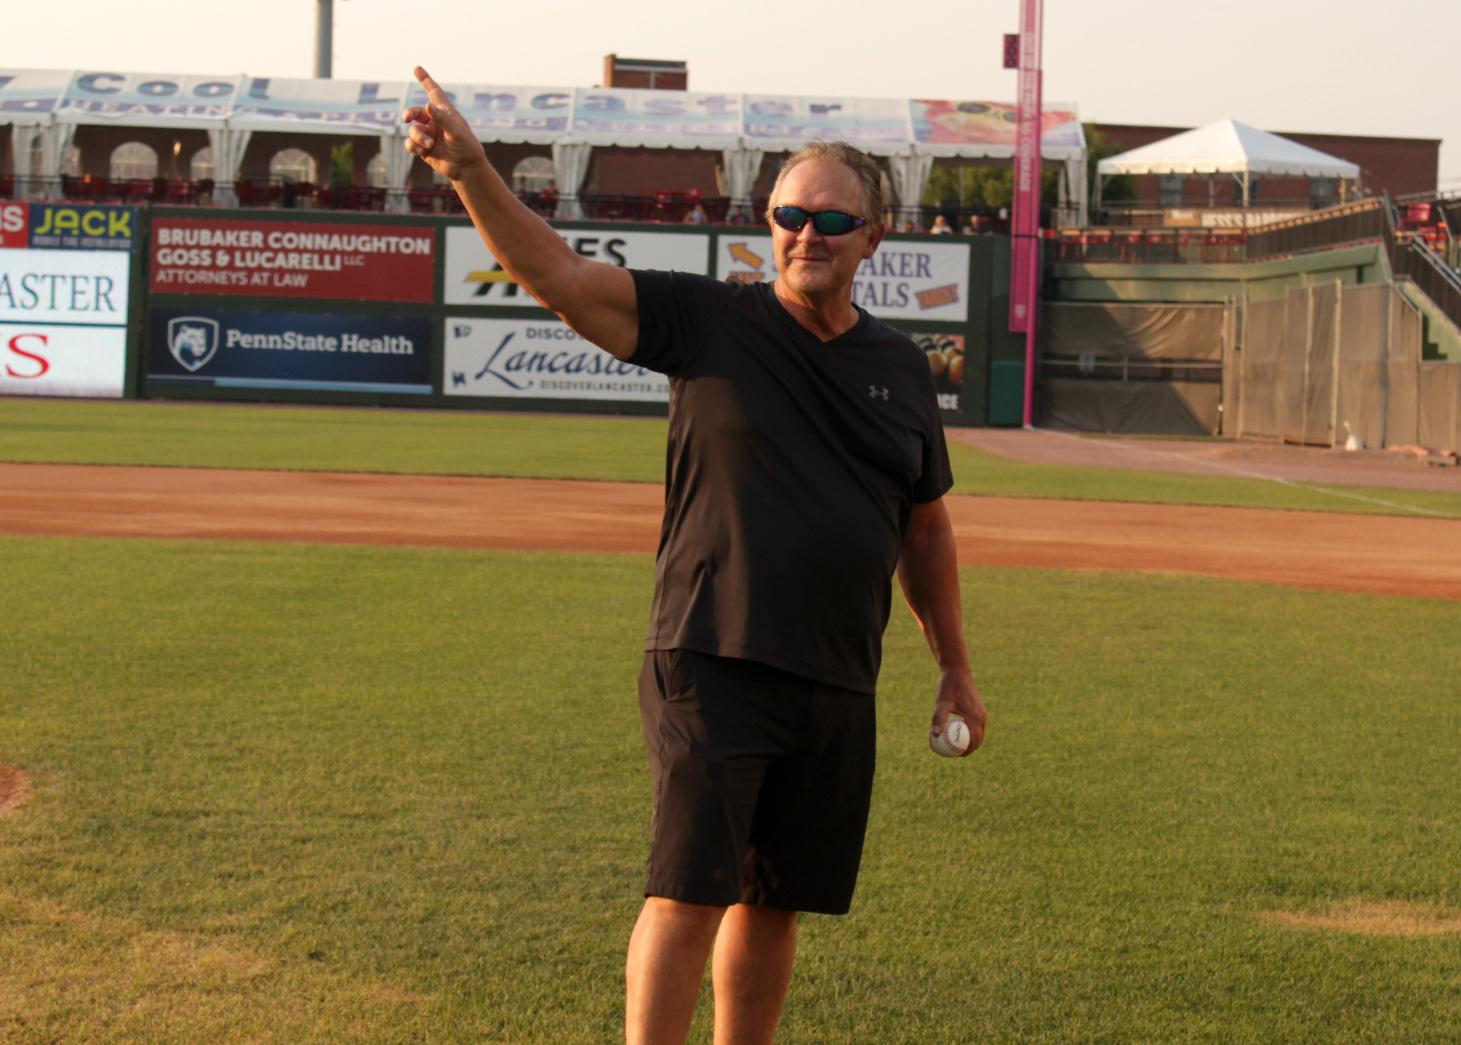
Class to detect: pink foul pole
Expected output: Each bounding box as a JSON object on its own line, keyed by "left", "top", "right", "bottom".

{"left": 1008, "top": 0, "right": 1043, "bottom": 427}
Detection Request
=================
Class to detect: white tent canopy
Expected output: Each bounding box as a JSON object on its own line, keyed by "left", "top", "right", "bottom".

{"left": 3, "top": 69, "right": 1089, "bottom": 222}
{"left": 1095, "top": 118, "right": 1359, "bottom": 209}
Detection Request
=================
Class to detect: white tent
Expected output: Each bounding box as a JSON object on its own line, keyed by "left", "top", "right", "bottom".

{"left": 1095, "top": 118, "right": 1361, "bottom": 209}
{"left": 3, "top": 69, "right": 1090, "bottom": 223}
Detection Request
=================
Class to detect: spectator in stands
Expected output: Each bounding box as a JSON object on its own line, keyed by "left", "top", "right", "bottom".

{"left": 683, "top": 202, "right": 707, "bottom": 225}
{"left": 929, "top": 214, "right": 953, "bottom": 235}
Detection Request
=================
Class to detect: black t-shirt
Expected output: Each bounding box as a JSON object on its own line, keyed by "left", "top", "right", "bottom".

{"left": 630, "top": 270, "right": 953, "bottom": 695}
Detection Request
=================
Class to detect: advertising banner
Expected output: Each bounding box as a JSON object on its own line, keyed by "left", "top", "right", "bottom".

{"left": 150, "top": 217, "right": 435, "bottom": 302}
{"left": 715, "top": 236, "right": 970, "bottom": 322}
{"left": 0, "top": 248, "right": 130, "bottom": 325}
{"left": 568, "top": 88, "right": 741, "bottom": 142}
{"left": 742, "top": 95, "right": 908, "bottom": 148}
{"left": 401, "top": 82, "right": 574, "bottom": 138}
{"left": 910, "top": 100, "right": 1080, "bottom": 150}
{"left": 0, "top": 324, "right": 127, "bottom": 397}
{"left": 26, "top": 203, "right": 139, "bottom": 251}
{"left": 444, "top": 316, "right": 668, "bottom": 402}
{"left": 444, "top": 226, "right": 709, "bottom": 306}
{"left": 228, "top": 76, "right": 405, "bottom": 131}
{"left": 0, "top": 203, "right": 27, "bottom": 250}
{"left": 56, "top": 71, "right": 243, "bottom": 123}
{"left": 908, "top": 331, "right": 968, "bottom": 417}
{"left": 2, "top": 203, "right": 138, "bottom": 252}
{"left": 147, "top": 308, "right": 432, "bottom": 395}
{"left": 0, "top": 247, "right": 130, "bottom": 399}
{"left": 0, "top": 68, "right": 74, "bottom": 117}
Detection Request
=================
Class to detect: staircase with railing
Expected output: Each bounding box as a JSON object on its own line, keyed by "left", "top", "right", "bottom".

{"left": 1384, "top": 196, "right": 1461, "bottom": 355}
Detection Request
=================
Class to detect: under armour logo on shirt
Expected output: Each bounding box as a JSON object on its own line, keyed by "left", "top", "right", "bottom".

{"left": 868, "top": 386, "right": 890, "bottom": 401}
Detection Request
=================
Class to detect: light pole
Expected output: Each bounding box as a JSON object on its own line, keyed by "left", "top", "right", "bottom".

{"left": 1008, "top": 0, "right": 1043, "bottom": 428}
{"left": 315, "top": 0, "right": 334, "bottom": 79}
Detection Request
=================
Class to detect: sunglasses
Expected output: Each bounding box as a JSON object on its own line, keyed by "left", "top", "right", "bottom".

{"left": 771, "top": 206, "right": 867, "bottom": 236}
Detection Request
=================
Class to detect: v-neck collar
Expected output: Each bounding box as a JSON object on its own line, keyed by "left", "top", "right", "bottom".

{"left": 762, "top": 282, "right": 870, "bottom": 349}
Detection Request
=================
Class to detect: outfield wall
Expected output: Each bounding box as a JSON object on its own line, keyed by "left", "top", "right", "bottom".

{"left": 2, "top": 202, "right": 1025, "bottom": 427}
{"left": 0, "top": 201, "right": 143, "bottom": 399}
{"left": 1044, "top": 244, "right": 1461, "bottom": 447}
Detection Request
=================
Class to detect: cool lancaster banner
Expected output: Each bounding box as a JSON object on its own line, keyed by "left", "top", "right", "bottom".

{"left": 444, "top": 316, "right": 668, "bottom": 402}
{"left": 443, "top": 226, "right": 708, "bottom": 307}
{"left": 741, "top": 95, "right": 908, "bottom": 147}
{"left": 150, "top": 217, "right": 435, "bottom": 302}
{"left": 0, "top": 247, "right": 131, "bottom": 398}
{"left": 715, "top": 236, "right": 971, "bottom": 322}
{"left": 147, "top": 308, "right": 432, "bottom": 395}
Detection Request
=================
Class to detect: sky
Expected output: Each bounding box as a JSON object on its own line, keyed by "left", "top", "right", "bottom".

{"left": 8, "top": 0, "right": 1459, "bottom": 186}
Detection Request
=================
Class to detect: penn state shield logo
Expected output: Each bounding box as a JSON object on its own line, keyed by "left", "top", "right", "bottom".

{"left": 167, "top": 317, "right": 220, "bottom": 373}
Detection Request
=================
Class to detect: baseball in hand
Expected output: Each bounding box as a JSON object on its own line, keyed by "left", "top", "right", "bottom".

{"left": 930, "top": 713, "right": 971, "bottom": 758}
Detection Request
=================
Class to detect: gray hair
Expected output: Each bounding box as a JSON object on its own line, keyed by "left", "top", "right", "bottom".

{"left": 766, "top": 141, "right": 888, "bottom": 230}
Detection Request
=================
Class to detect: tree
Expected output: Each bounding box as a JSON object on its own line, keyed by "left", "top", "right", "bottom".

{"left": 1084, "top": 124, "right": 1136, "bottom": 207}
{"left": 330, "top": 142, "right": 354, "bottom": 187}
{"left": 922, "top": 163, "right": 1058, "bottom": 211}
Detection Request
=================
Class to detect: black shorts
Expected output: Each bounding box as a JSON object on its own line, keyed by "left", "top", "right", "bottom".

{"left": 637, "top": 648, "right": 876, "bottom": 915}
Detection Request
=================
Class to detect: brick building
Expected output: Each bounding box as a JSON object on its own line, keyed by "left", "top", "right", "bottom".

{"left": 1092, "top": 122, "right": 1440, "bottom": 212}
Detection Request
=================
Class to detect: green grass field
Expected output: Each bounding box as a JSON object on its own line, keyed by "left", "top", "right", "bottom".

{"left": 3, "top": 398, "right": 1459, "bottom": 518}
{"left": 2, "top": 536, "right": 1459, "bottom": 1042}
{"left": 2, "top": 397, "right": 1460, "bottom": 1040}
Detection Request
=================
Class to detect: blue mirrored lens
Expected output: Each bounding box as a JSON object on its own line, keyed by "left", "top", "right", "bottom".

{"left": 811, "top": 211, "right": 860, "bottom": 235}
{"left": 773, "top": 206, "right": 864, "bottom": 236}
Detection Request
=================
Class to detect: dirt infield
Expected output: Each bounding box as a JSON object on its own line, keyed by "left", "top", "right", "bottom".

{"left": 3, "top": 462, "right": 1459, "bottom": 601}
{"left": 0, "top": 765, "right": 31, "bottom": 818}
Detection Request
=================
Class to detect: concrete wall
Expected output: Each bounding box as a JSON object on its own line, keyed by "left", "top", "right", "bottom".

{"left": 1049, "top": 244, "right": 1388, "bottom": 305}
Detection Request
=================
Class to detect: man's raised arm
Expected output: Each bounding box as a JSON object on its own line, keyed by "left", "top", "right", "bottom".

{"left": 402, "top": 66, "right": 638, "bottom": 360}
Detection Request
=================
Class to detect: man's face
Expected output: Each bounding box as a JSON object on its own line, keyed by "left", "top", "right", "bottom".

{"left": 769, "top": 158, "right": 882, "bottom": 301}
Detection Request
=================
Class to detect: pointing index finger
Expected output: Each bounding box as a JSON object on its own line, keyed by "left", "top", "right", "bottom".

{"left": 414, "top": 66, "right": 450, "bottom": 108}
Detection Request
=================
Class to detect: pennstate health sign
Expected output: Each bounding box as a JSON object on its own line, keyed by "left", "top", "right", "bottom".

{"left": 715, "top": 235, "right": 970, "bottom": 322}
{"left": 150, "top": 217, "right": 435, "bottom": 302}
{"left": 443, "top": 226, "right": 708, "bottom": 307}
{"left": 147, "top": 307, "right": 432, "bottom": 395}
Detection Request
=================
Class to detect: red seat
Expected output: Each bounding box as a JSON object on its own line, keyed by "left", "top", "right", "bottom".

{"left": 1404, "top": 203, "right": 1432, "bottom": 225}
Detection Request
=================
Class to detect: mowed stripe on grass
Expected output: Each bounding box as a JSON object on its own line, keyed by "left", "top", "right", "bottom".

{"left": 4, "top": 398, "right": 1461, "bottom": 518}
{"left": 2, "top": 536, "right": 1459, "bottom": 1041}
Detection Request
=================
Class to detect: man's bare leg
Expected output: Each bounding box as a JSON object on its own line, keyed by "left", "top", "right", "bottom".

{"left": 626, "top": 897, "right": 727, "bottom": 1044}
{"left": 710, "top": 903, "right": 798, "bottom": 1045}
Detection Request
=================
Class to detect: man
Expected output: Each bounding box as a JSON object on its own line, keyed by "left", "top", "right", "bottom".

{"left": 403, "top": 66, "right": 987, "bottom": 1045}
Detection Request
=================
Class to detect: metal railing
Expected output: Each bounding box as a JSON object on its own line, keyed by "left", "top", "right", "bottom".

{"left": 1055, "top": 199, "right": 1397, "bottom": 266}
{"left": 1243, "top": 198, "right": 1389, "bottom": 259}
{"left": 1382, "top": 193, "right": 1461, "bottom": 335}
{"left": 0, "top": 175, "right": 765, "bottom": 224}
{"left": 1051, "top": 227, "right": 1245, "bottom": 265}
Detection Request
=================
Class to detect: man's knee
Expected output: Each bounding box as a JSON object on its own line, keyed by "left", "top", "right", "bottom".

{"left": 638, "top": 896, "right": 729, "bottom": 942}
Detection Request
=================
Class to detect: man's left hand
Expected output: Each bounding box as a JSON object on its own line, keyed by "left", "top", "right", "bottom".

{"left": 930, "top": 667, "right": 987, "bottom": 757}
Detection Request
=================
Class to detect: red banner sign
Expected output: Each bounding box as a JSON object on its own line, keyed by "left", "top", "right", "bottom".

{"left": 0, "top": 203, "right": 28, "bottom": 249}
{"left": 150, "top": 217, "right": 435, "bottom": 302}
